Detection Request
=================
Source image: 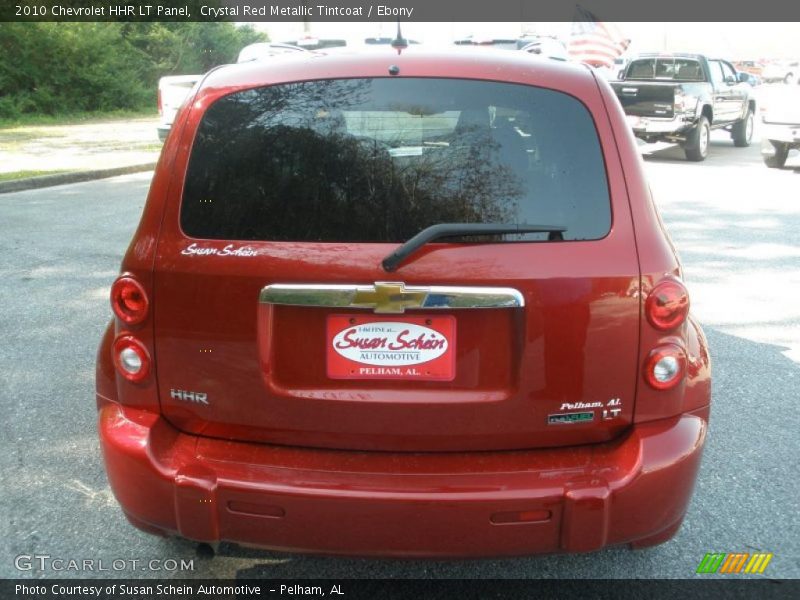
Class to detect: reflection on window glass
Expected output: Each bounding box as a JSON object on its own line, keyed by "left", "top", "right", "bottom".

{"left": 181, "top": 78, "right": 611, "bottom": 242}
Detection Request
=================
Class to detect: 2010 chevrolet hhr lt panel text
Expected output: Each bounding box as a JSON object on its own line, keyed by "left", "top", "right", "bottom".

{"left": 96, "top": 46, "right": 711, "bottom": 557}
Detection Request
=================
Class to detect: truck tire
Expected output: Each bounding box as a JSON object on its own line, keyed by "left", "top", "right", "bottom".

{"left": 732, "top": 108, "right": 754, "bottom": 147}
{"left": 763, "top": 142, "right": 789, "bottom": 168}
{"left": 684, "top": 117, "right": 710, "bottom": 161}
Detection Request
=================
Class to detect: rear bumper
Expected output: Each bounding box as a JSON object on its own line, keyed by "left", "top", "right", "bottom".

{"left": 761, "top": 122, "right": 800, "bottom": 146}
{"left": 627, "top": 113, "right": 695, "bottom": 138}
{"left": 156, "top": 125, "right": 171, "bottom": 142}
{"left": 98, "top": 401, "right": 709, "bottom": 557}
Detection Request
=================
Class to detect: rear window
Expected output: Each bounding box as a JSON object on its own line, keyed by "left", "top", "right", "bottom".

{"left": 626, "top": 58, "right": 704, "bottom": 81}
{"left": 181, "top": 78, "right": 611, "bottom": 242}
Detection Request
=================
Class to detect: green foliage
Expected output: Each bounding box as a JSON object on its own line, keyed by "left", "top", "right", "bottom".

{"left": 0, "top": 23, "right": 267, "bottom": 119}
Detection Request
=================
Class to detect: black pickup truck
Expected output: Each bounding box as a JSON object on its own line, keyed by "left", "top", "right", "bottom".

{"left": 610, "top": 54, "right": 755, "bottom": 161}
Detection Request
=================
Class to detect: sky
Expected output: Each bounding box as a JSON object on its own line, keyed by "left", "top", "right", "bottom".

{"left": 251, "top": 22, "right": 800, "bottom": 60}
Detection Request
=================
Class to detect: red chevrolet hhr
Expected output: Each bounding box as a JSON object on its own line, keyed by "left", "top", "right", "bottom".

{"left": 96, "top": 45, "right": 711, "bottom": 557}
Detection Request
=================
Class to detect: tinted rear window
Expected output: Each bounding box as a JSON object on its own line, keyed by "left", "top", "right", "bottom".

{"left": 181, "top": 78, "right": 611, "bottom": 242}
{"left": 626, "top": 58, "right": 704, "bottom": 81}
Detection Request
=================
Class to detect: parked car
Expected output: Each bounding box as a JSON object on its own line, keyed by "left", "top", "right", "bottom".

{"left": 362, "top": 36, "right": 420, "bottom": 46}
{"left": 156, "top": 75, "right": 201, "bottom": 141}
{"left": 454, "top": 35, "right": 561, "bottom": 52}
{"left": 453, "top": 35, "right": 521, "bottom": 50}
{"left": 762, "top": 61, "right": 799, "bottom": 85}
{"left": 518, "top": 36, "right": 569, "bottom": 61}
{"left": 98, "top": 46, "right": 711, "bottom": 557}
{"left": 454, "top": 34, "right": 568, "bottom": 61}
{"left": 279, "top": 36, "right": 347, "bottom": 50}
{"left": 236, "top": 41, "right": 310, "bottom": 63}
{"left": 610, "top": 53, "right": 755, "bottom": 161}
{"left": 733, "top": 60, "right": 764, "bottom": 78}
{"left": 738, "top": 72, "right": 761, "bottom": 87}
{"left": 760, "top": 85, "right": 800, "bottom": 168}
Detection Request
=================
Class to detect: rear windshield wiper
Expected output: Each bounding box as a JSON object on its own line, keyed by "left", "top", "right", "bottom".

{"left": 382, "top": 222, "right": 567, "bottom": 272}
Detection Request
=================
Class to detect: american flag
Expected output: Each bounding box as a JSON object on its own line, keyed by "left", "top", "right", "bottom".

{"left": 568, "top": 6, "right": 630, "bottom": 68}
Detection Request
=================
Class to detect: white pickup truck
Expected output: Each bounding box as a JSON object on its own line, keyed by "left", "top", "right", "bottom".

{"left": 760, "top": 85, "right": 800, "bottom": 168}
{"left": 157, "top": 75, "right": 201, "bottom": 141}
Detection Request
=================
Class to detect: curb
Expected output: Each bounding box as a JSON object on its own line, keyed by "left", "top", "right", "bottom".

{"left": 0, "top": 162, "right": 157, "bottom": 194}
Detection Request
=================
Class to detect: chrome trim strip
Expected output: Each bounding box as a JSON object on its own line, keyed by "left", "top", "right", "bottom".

{"left": 259, "top": 282, "right": 525, "bottom": 314}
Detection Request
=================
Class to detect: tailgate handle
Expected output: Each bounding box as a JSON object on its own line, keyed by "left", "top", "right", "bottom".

{"left": 260, "top": 282, "right": 524, "bottom": 314}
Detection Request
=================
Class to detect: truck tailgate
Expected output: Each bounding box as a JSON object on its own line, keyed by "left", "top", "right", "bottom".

{"left": 611, "top": 82, "right": 677, "bottom": 118}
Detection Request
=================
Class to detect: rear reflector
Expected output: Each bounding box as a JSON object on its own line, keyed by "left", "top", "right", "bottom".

{"left": 227, "top": 501, "right": 286, "bottom": 519}
{"left": 490, "top": 509, "right": 551, "bottom": 524}
{"left": 646, "top": 279, "right": 689, "bottom": 331}
{"left": 111, "top": 276, "right": 149, "bottom": 325}
{"left": 113, "top": 334, "right": 151, "bottom": 383}
{"left": 644, "top": 344, "right": 686, "bottom": 390}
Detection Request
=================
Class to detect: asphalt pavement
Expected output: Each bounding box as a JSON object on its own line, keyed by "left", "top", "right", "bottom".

{"left": 0, "top": 131, "right": 798, "bottom": 580}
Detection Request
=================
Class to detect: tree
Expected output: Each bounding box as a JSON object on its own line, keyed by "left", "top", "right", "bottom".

{"left": 0, "top": 22, "right": 268, "bottom": 118}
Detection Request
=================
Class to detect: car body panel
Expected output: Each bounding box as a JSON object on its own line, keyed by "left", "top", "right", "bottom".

{"left": 149, "top": 51, "right": 641, "bottom": 452}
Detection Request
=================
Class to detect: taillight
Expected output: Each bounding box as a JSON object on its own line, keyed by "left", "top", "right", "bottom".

{"left": 646, "top": 279, "right": 689, "bottom": 331}
{"left": 112, "top": 334, "right": 151, "bottom": 383}
{"left": 674, "top": 91, "right": 685, "bottom": 111}
{"left": 157, "top": 88, "right": 163, "bottom": 116}
{"left": 111, "top": 276, "right": 149, "bottom": 325}
{"left": 644, "top": 344, "right": 686, "bottom": 390}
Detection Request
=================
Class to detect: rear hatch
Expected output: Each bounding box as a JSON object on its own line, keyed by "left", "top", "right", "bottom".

{"left": 153, "top": 76, "right": 641, "bottom": 452}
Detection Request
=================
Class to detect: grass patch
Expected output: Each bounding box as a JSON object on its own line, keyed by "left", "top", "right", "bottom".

{"left": 0, "top": 169, "right": 72, "bottom": 182}
{"left": 0, "top": 129, "right": 65, "bottom": 145}
{"left": 0, "top": 109, "right": 158, "bottom": 130}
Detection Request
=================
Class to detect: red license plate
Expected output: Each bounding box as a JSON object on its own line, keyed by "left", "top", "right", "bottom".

{"left": 326, "top": 315, "right": 456, "bottom": 381}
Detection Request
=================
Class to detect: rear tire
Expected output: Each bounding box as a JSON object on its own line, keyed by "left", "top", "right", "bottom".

{"left": 762, "top": 142, "right": 789, "bottom": 168}
{"left": 684, "top": 117, "right": 710, "bottom": 161}
{"left": 196, "top": 543, "right": 217, "bottom": 559}
{"left": 732, "top": 109, "right": 754, "bottom": 147}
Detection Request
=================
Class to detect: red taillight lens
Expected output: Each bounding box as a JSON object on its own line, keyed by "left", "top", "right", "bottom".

{"left": 112, "top": 334, "right": 151, "bottom": 383}
{"left": 644, "top": 344, "right": 686, "bottom": 390}
{"left": 111, "top": 276, "right": 149, "bottom": 325}
{"left": 646, "top": 279, "right": 689, "bottom": 331}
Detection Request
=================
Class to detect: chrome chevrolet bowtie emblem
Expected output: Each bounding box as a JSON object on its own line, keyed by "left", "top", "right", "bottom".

{"left": 351, "top": 282, "right": 428, "bottom": 314}
{"left": 259, "top": 283, "right": 525, "bottom": 313}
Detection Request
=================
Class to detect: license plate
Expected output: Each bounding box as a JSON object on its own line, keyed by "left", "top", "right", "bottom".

{"left": 326, "top": 315, "right": 456, "bottom": 381}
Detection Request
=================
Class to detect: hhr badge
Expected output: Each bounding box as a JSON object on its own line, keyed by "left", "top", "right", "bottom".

{"left": 170, "top": 389, "right": 209, "bottom": 405}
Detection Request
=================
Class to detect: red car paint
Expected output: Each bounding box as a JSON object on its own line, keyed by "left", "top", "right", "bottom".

{"left": 96, "top": 47, "right": 711, "bottom": 556}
